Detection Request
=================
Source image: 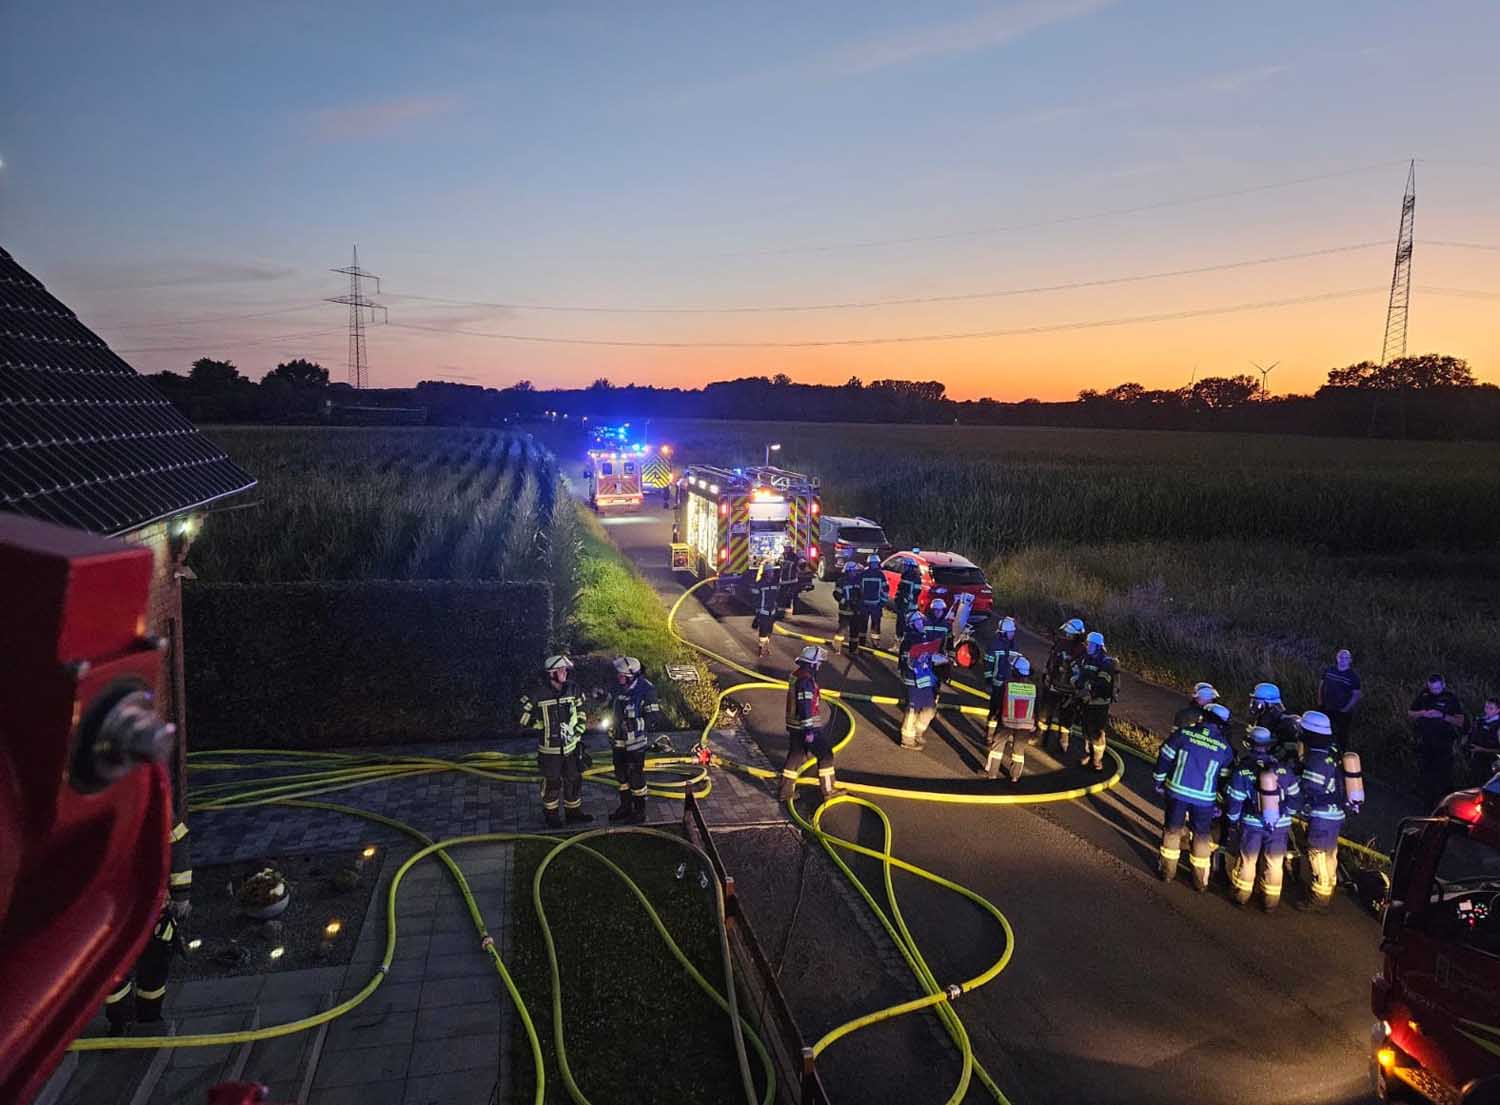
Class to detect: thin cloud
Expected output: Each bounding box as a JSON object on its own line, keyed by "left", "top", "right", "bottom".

{"left": 823, "top": 0, "right": 1116, "bottom": 75}
{"left": 307, "top": 93, "right": 460, "bottom": 141}
{"left": 1205, "top": 63, "right": 1289, "bottom": 93}
{"left": 68, "top": 259, "right": 300, "bottom": 291}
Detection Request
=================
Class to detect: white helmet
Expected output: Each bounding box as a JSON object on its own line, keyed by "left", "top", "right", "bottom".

{"left": 544, "top": 655, "right": 574, "bottom": 673}
{"left": 929, "top": 597, "right": 948, "bottom": 617}
{"left": 1000, "top": 616, "right": 1016, "bottom": 634}
{"left": 867, "top": 553, "right": 882, "bottom": 566}
{"left": 613, "top": 656, "right": 642, "bottom": 677}
{"left": 1300, "top": 710, "right": 1333, "bottom": 737}
{"left": 1193, "top": 682, "right": 1219, "bottom": 704}
{"left": 798, "top": 645, "right": 828, "bottom": 667}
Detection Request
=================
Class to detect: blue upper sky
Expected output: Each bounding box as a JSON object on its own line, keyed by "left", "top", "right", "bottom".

{"left": 3, "top": 1, "right": 1497, "bottom": 397}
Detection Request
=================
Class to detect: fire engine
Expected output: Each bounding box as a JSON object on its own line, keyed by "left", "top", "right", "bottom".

{"left": 1371, "top": 774, "right": 1500, "bottom": 1103}
{"left": 669, "top": 464, "right": 820, "bottom": 603}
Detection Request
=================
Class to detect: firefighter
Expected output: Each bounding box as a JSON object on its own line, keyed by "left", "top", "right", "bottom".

{"left": 1153, "top": 706, "right": 1234, "bottom": 891}
{"left": 983, "top": 617, "right": 1022, "bottom": 746}
{"left": 1463, "top": 695, "right": 1500, "bottom": 786}
{"left": 105, "top": 807, "right": 192, "bottom": 1034}
{"left": 986, "top": 655, "right": 1038, "bottom": 781}
{"left": 857, "top": 554, "right": 887, "bottom": 648}
{"left": 1224, "top": 725, "right": 1301, "bottom": 911}
{"left": 1409, "top": 673, "right": 1465, "bottom": 810}
{"left": 1247, "top": 683, "right": 1302, "bottom": 768}
{"left": 834, "top": 558, "right": 861, "bottom": 650}
{"left": 901, "top": 651, "right": 938, "bottom": 750}
{"left": 778, "top": 544, "right": 801, "bottom": 615}
{"left": 1296, "top": 710, "right": 1360, "bottom": 912}
{"left": 519, "top": 655, "right": 593, "bottom": 828}
{"left": 607, "top": 656, "right": 662, "bottom": 824}
{"left": 1072, "top": 630, "right": 1117, "bottom": 772}
{"left": 778, "top": 646, "right": 841, "bottom": 802}
{"left": 1174, "top": 682, "right": 1219, "bottom": 730}
{"left": 1038, "top": 618, "right": 1086, "bottom": 754}
{"left": 894, "top": 558, "right": 923, "bottom": 632}
{"left": 751, "top": 561, "right": 782, "bottom": 658}
{"left": 927, "top": 597, "right": 953, "bottom": 687}
{"left": 897, "top": 609, "right": 927, "bottom": 707}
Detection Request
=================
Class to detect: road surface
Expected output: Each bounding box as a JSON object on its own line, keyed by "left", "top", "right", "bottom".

{"left": 590, "top": 494, "right": 1380, "bottom": 1105}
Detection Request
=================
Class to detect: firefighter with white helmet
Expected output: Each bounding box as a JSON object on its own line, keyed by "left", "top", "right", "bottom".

{"left": 983, "top": 616, "right": 1022, "bottom": 743}
{"left": 1224, "top": 725, "right": 1301, "bottom": 911}
{"left": 1072, "top": 630, "right": 1117, "bottom": 771}
{"left": 520, "top": 655, "right": 593, "bottom": 828}
{"left": 607, "top": 655, "right": 662, "bottom": 824}
{"left": 1175, "top": 682, "right": 1220, "bottom": 729}
{"left": 926, "top": 597, "right": 952, "bottom": 686}
{"left": 1296, "top": 709, "right": 1360, "bottom": 912}
{"left": 751, "top": 561, "right": 781, "bottom": 659}
{"left": 835, "top": 558, "right": 862, "bottom": 652}
{"left": 856, "top": 554, "right": 886, "bottom": 649}
{"left": 1039, "top": 617, "right": 1087, "bottom": 753}
{"left": 901, "top": 650, "right": 939, "bottom": 751}
{"left": 779, "top": 646, "right": 842, "bottom": 802}
{"left": 986, "top": 654, "right": 1039, "bottom": 781}
{"left": 1153, "top": 703, "right": 1234, "bottom": 891}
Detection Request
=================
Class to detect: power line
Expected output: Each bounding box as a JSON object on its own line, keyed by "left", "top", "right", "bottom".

{"left": 709, "top": 159, "right": 1413, "bottom": 258}
{"left": 389, "top": 287, "right": 1386, "bottom": 350}
{"left": 100, "top": 303, "right": 330, "bottom": 332}
{"left": 1417, "top": 285, "right": 1500, "bottom": 299}
{"left": 114, "top": 325, "right": 350, "bottom": 355}
{"left": 1425, "top": 240, "right": 1500, "bottom": 252}
{"left": 382, "top": 241, "right": 1386, "bottom": 316}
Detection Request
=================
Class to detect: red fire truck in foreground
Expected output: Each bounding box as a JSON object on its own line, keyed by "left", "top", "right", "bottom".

{"left": 1372, "top": 774, "right": 1500, "bottom": 1103}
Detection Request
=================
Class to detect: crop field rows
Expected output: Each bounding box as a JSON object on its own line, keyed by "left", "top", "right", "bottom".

{"left": 196, "top": 427, "right": 571, "bottom": 585}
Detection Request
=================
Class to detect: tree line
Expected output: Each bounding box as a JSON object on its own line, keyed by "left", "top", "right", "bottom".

{"left": 146, "top": 353, "right": 1498, "bottom": 440}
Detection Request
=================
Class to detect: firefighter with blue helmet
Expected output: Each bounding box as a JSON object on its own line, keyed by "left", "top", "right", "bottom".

{"left": 1224, "top": 725, "right": 1301, "bottom": 911}
{"left": 1072, "top": 630, "right": 1117, "bottom": 771}
{"left": 519, "top": 655, "right": 593, "bottom": 828}
{"left": 779, "top": 646, "right": 841, "bottom": 802}
{"left": 857, "top": 554, "right": 887, "bottom": 649}
{"left": 607, "top": 655, "right": 661, "bottom": 824}
{"left": 1039, "top": 618, "right": 1086, "bottom": 754}
{"left": 835, "top": 558, "right": 862, "bottom": 652}
{"left": 1248, "top": 682, "right": 1301, "bottom": 767}
{"left": 1153, "top": 705, "right": 1235, "bottom": 891}
{"left": 1296, "top": 709, "right": 1359, "bottom": 911}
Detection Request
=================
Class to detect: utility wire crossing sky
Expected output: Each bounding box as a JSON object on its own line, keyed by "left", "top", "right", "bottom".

{"left": 3, "top": 2, "right": 1499, "bottom": 398}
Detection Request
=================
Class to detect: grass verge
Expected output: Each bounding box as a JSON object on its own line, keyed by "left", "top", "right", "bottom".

{"left": 506, "top": 832, "right": 766, "bottom": 1105}
{"left": 568, "top": 505, "right": 718, "bottom": 727}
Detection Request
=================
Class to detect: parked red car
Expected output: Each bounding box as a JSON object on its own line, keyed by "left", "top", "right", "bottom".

{"left": 880, "top": 550, "right": 994, "bottom": 624}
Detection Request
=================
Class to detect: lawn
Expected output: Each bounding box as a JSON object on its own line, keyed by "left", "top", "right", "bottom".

{"left": 648, "top": 419, "right": 1500, "bottom": 778}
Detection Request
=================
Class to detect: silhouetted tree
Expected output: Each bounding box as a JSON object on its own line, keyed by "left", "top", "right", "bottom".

{"left": 264, "top": 358, "right": 328, "bottom": 387}
{"left": 1324, "top": 353, "right": 1474, "bottom": 390}
{"left": 772, "top": 373, "right": 793, "bottom": 387}
{"left": 1187, "top": 375, "right": 1260, "bottom": 410}
{"left": 189, "top": 357, "right": 240, "bottom": 389}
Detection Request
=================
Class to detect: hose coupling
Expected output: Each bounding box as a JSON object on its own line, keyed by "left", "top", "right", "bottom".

{"left": 480, "top": 935, "right": 495, "bottom": 952}
{"left": 945, "top": 983, "right": 963, "bottom": 1003}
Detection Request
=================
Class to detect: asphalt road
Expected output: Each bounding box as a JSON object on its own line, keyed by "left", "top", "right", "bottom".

{"left": 589, "top": 495, "right": 1380, "bottom": 1105}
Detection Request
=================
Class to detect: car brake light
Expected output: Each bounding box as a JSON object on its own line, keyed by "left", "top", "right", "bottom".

{"left": 1452, "top": 794, "right": 1484, "bottom": 823}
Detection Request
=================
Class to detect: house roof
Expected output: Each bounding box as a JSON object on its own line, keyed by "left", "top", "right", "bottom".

{"left": 0, "top": 246, "right": 255, "bottom": 536}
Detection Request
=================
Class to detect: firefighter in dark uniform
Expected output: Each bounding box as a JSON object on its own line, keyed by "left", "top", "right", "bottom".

{"left": 983, "top": 616, "right": 1021, "bottom": 746}
{"left": 751, "top": 561, "right": 781, "bottom": 658}
{"left": 1153, "top": 709, "right": 1234, "bottom": 891}
{"left": 105, "top": 808, "right": 192, "bottom": 1034}
{"left": 1038, "top": 618, "right": 1086, "bottom": 754}
{"left": 894, "top": 558, "right": 923, "bottom": 633}
{"left": 519, "top": 655, "right": 593, "bottom": 828}
{"left": 1073, "top": 630, "right": 1117, "bottom": 772}
{"left": 834, "top": 558, "right": 861, "bottom": 651}
{"left": 607, "top": 656, "right": 661, "bottom": 824}
{"left": 1247, "top": 683, "right": 1303, "bottom": 770}
{"left": 777, "top": 544, "right": 801, "bottom": 615}
{"left": 778, "top": 646, "right": 841, "bottom": 802}
{"left": 857, "top": 554, "right": 887, "bottom": 649}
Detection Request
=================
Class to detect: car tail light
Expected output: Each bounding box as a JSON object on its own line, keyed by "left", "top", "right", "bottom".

{"left": 981, "top": 586, "right": 993, "bottom": 595}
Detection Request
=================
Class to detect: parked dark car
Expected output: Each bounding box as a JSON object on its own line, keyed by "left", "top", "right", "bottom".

{"left": 817, "top": 515, "right": 895, "bottom": 581}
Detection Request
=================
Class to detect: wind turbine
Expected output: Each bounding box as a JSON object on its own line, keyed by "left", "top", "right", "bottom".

{"left": 1250, "top": 360, "right": 1279, "bottom": 399}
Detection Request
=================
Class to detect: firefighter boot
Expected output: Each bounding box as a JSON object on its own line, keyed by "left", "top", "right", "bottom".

{"left": 544, "top": 808, "right": 563, "bottom": 829}
{"left": 628, "top": 795, "right": 648, "bottom": 824}
{"left": 608, "top": 790, "right": 633, "bottom": 822}
{"left": 565, "top": 806, "right": 594, "bottom": 825}
{"left": 1007, "top": 742, "right": 1025, "bottom": 784}
{"left": 777, "top": 771, "right": 797, "bottom": 801}
{"left": 984, "top": 746, "right": 1004, "bottom": 779}
{"left": 818, "top": 771, "right": 845, "bottom": 803}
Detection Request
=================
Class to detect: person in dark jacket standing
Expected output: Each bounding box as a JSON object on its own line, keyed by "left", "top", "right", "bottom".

{"left": 105, "top": 802, "right": 192, "bottom": 1033}
{"left": 778, "top": 646, "right": 841, "bottom": 802}
{"left": 519, "top": 655, "right": 593, "bottom": 828}
{"left": 1409, "top": 674, "right": 1465, "bottom": 810}
{"left": 1464, "top": 696, "right": 1500, "bottom": 786}
{"left": 1317, "top": 649, "right": 1363, "bottom": 746}
{"left": 607, "top": 655, "right": 661, "bottom": 824}
{"left": 857, "top": 554, "right": 887, "bottom": 649}
{"left": 834, "top": 558, "right": 861, "bottom": 651}
{"left": 751, "top": 562, "right": 781, "bottom": 658}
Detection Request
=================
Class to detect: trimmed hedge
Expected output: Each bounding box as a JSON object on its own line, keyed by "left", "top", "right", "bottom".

{"left": 185, "top": 580, "right": 549, "bottom": 748}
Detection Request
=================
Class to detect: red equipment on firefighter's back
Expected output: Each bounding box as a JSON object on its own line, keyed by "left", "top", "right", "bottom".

{"left": 0, "top": 515, "right": 177, "bottom": 1105}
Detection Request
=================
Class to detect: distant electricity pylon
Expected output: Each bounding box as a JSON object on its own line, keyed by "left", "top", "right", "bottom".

{"left": 1251, "top": 360, "right": 1279, "bottom": 397}
{"left": 327, "top": 246, "right": 387, "bottom": 389}
{"left": 1380, "top": 160, "right": 1416, "bottom": 365}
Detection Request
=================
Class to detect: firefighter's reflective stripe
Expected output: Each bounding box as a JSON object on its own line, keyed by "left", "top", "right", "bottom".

{"left": 1188, "top": 854, "right": 1212, "bottom": 871}
{"left": 136, "top": 985, "right": 167, "bottom": 1000}
{"left": 170, "top": 822, "right": 189, "bottom": 843}
{"left": 105, "top": 981, "right": 133, "bottom": 1004}
{"left": 169, "top": 870, "right": 193, "bottom": 889}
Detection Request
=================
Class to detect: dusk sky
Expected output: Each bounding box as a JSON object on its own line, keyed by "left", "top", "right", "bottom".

{"left": 3, "top": 1, "right": 1498, "bottom": 400}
